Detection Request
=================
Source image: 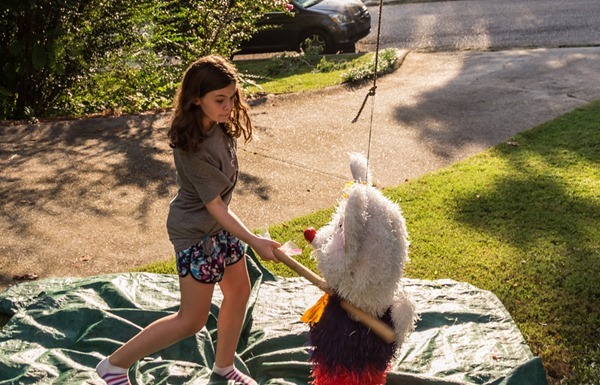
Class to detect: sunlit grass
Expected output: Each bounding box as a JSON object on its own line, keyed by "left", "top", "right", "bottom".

{"left": 235, "top": 51, "right": 383, "bottom": 96}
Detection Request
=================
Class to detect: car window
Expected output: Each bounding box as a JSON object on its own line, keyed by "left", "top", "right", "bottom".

{"left": 294, "top": 0, "right": 323, "bottom": 9}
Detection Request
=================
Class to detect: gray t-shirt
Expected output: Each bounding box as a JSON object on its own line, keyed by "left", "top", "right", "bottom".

{"left": 167, "top": 123, "right": 239, "bottom": 252}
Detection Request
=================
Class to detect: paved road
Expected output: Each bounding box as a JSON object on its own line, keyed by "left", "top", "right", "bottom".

{"left": 361, "top": 0, "right": 600, "bottom": 51}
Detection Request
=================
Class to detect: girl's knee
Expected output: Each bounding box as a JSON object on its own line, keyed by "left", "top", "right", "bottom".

{"left": 176, "top": 312, "right": 208, "bottom": 336}
{"left": 239, "top": 281, "right": 251, "bottom": 299}
{"left": 227, "top": 282, "right": 251, "bottom": 303}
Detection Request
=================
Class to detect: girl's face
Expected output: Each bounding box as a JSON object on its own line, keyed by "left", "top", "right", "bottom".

{"left": 194, "top": 82, "right": 237, "bottom": 129}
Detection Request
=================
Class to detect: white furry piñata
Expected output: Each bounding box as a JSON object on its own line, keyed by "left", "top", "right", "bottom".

{"left": 309, "top": 153, "right": 417, "bottom": 345}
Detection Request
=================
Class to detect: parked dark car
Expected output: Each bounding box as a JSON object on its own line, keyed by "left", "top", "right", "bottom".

{"left": 238, "top": 0, "right": 371, "bottom": 55}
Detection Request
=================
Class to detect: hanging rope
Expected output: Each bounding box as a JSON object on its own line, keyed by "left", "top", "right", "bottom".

{"left": 351, "top": 0, "right": 384, "bottom": 124}
{"left": 351, "top": 0, "right": 385, "bottom": 183}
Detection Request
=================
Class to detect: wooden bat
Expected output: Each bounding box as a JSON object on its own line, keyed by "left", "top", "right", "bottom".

{"left": 273, "top": 248, "right": 396, "bottom": 344}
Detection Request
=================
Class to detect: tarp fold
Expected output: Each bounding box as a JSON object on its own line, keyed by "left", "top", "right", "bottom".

{"left": 0, "top": 256, "right": 547, "bottom": 385}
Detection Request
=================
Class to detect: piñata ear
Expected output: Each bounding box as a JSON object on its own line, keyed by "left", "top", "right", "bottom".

{"left": 349, "top": 152, "right": 371, "bottom": 184}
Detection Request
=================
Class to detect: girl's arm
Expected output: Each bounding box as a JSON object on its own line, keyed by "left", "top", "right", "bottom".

{"left": 205, "top": 195, "right": 280, "bottom": 262}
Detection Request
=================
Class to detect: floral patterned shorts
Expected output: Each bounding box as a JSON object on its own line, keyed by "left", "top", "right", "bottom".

{"left": 176, "top": 230, "right": 246, "bottom": 283}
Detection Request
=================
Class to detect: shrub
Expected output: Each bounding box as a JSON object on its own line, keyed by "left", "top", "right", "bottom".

{"left": 0, "top": 0, "right": 147, "bottom": 119}
{"left": 341, "top": 48, "right": 399, "bottom": 83}
{"left": 0, "top": 0, "right": 290, "bottom": 120}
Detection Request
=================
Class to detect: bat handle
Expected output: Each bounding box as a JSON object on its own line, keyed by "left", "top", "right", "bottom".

{"left": 273, "top": 248, "right": 331, "bottom": 294}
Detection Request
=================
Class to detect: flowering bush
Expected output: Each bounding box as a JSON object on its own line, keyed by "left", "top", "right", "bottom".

{"left": 341, "top": 48, "right": 399, "bottom": 83}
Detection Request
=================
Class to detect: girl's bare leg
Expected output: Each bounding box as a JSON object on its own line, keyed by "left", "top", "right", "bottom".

{"left": 108, "top": 276, "right": 215, "bottom": 369}
{"left": 214, "top": 259, "right": 251, "bottom": 368}
{"left": 211, "top": 258, "right": 257, "bottom": 384}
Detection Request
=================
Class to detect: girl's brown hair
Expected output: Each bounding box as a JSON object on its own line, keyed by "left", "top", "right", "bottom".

{"left": 168, "top": 55, "right": 252, "bottom": 151}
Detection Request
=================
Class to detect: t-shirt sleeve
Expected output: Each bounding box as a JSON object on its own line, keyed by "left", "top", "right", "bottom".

{"left": 182, "top": 152, "right": 233, "bottom": 204}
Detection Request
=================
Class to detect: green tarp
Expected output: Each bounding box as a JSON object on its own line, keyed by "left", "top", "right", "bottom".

{"left": 0, "top": 255, "right": 547, "bottom": 384}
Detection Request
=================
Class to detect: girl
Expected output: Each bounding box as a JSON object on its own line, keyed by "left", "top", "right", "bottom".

{"left": 96, "top": 55, "right": 281, "bottom": 385}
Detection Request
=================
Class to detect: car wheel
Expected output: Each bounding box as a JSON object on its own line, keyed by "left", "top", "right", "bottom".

{"left": 300, "top": 29, "right": 334, "bottom": 54}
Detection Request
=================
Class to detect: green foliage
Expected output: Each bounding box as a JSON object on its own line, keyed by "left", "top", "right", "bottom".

{"left": 0, "top": 0, "right": 148, "bottom": 119}
{"left": 151, "top": 0, "right": 290, "bottom": 63}
{"left": 315, "top": 56, "right": 350, "bottom": 73}
{"left": 0, "top": 0, "right": 290, "bottom": 120}
{"left": 236, "top": 52, "right": 370, "bottom": 97}
{"left": 135, "top": 258, "right": 177, "bottom": 275}
{"left": 261, "top": 40, "right": 351, "bottom": 77}
{"left": 263, "top": 52, "right": 311, "bottom": 77}
{"left": 59, "top": 50, "right": 180, "bottom": 116}
{"left": 341, "top": 48, "right": 400, "bottom": 83}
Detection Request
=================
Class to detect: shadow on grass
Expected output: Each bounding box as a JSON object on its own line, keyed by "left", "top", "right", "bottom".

{"left": 452, "top": 103, "right": 600, "bottom": 381}
{"left": 455, "top": 103, "right": 599, "bottom": 291}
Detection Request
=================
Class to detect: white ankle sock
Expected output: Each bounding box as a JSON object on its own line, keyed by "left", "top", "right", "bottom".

{"left": 213, "top": 364, "right": 257, "bottom": 385}
{"left": 212, "top": 364, "right": 235, "bottom": 376}
{"left": 95, "top": 357, "right": 130, "bottom": 385}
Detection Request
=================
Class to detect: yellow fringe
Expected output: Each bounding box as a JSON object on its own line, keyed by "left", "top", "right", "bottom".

{"left": 301, "top": 293, "right": 330, "bottom": 325}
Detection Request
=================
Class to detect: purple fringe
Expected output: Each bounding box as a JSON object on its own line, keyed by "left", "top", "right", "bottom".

{"left": 308, "top": 295, "right": 397, "bottom": 372}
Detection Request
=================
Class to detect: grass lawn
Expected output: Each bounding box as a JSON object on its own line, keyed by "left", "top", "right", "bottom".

{"left": 234, "top": 50, "right": 395, "bottom": 96}
{"left": 140, "top": 101, "right": 600, "bottom": 384}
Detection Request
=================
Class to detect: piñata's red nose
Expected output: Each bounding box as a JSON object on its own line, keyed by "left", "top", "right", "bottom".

{"left": 304, "top": 227, "right": 317, "bottom": 243}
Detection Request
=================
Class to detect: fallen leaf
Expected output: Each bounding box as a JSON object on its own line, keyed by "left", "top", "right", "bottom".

{"left": 13, "top": 273, "right": 39, "bottom": 281}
